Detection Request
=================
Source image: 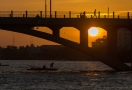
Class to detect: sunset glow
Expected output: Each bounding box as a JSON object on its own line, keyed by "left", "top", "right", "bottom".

{"left": 0, "top": 0, "right": 131, "bottom": 47}
{"left": 88, "top": 27, "right": 99, "bottom": 36}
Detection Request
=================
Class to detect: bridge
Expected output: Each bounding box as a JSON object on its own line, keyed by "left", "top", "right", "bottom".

{"left": 0, "top": 11, "right": 132, "bottom": 71}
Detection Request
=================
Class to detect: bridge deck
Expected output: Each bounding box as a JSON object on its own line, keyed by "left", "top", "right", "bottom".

{"left": 0, "top": 18, "right": 132, "bottom": 28}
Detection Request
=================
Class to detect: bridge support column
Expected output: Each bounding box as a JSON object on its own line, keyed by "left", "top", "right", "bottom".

{"left": 53, "top": 29, "right": 59, "bottom": 37}
{"left": 131, "top": 31, "right": 132, "bottom": 68}
{"left": 107, "top": 29, "right": 117, "bottom": 58}
{"left": 49, "top": 26, "right": 61, "bottom": 37}
{"left": 77, "top": 27, "right": 89, "bottom": 47}
{"left": 126, "top": 27, "right": 132, "bottom": 68}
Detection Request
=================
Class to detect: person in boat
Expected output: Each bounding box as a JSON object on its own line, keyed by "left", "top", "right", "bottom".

{"left": 43, "top": 65, "right": 46, "bottom": 69}
{"left": 50, "top": 62, "right": 54, "bottom": 69}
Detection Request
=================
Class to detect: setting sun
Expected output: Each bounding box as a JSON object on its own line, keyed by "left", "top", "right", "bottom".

{"left": 88, "top": 27, "right": 99, "bottom": 36}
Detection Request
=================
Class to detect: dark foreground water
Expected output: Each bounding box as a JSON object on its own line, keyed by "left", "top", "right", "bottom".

{"left": 0, "top": 60, "right": 132, "bottom": 90}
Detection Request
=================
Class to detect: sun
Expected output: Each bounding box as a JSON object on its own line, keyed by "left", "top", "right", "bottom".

{"left": 88, "top": 27, "right": 99, "bottom": 36}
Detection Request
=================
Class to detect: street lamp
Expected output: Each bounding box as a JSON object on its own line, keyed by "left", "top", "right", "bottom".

{"left": 45, "top": 0, "right": 47, "bottom": 18}
{"left": 49, "top": 0, "right": 52, "bottom": 18}
{"left": 45, "top": 0, "right": 52, "bottom": 18}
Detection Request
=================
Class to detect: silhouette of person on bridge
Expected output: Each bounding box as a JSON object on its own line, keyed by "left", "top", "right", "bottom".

{"left": 36, "top": 14, "right": 40, "bottom": 19}
{"left": 80, "top": 11, "right": 86, "bottom": 18}
{"left": 36, "top": 14, "right": 40, "bottom": 29}
{"left": 80, "top": 13, "right": 82, "bottom": 18}
{"left": 93, "top": 9, "right": 97, "bottom": 18}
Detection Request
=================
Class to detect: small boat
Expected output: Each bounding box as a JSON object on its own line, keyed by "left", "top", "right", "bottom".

{"left": 26, "top": 67, "right": 58, "bottom": 71}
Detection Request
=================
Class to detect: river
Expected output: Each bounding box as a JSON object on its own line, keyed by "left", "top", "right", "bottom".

{"left": 0, "top": 60, "right": 132, "bottom": 90}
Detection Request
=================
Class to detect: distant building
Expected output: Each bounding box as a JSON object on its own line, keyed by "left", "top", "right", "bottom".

{"left": 117, "top": 29, "right": 131, "bottom": 50}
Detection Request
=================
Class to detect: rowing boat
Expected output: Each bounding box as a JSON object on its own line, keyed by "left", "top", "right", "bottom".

{"left": 26, "top": 67, "right": 58, "bottom": 71}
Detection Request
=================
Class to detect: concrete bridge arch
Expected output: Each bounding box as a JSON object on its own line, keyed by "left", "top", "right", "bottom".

{"left": 0, "top": 27, "right": 131, "bottom": 71}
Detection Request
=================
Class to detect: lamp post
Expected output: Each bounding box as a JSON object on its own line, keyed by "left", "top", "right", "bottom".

{"left": 50, "top": 0, "right": 52, "bottom": 18}
{"left": 45, "top": 0, "right": 47, "bottom": 18}
{"left": 108, "top": 7, "right": 109, "bottom": 18}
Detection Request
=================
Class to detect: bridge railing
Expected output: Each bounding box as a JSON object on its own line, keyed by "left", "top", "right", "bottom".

{"left": 0, "top": 11, "right": 132, "bottom": 19}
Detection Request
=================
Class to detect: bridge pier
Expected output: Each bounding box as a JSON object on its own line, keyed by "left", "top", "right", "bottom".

{"left": 131, "top": 31, "right": 132, "bottom": 67}
{"left": 126, "top": 27, "right": 132, "bottom": 67}
{"left": 80, "top": 30, "right": 88, "bottom": 47}
{"left": 76, "top": 26, "right": 89, "bottom": 47}
{"left": 107, "top": 28, "right": 117, "bottom": 58}
{"left": 49, "top": 26, "right": 61, "bottom": 37}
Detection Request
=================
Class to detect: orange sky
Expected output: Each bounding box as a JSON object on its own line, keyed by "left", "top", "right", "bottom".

{"left": 0, "top": 0, "right": 131, "bottom": 47}
{"left": 1, "top": 0, "right": 132, "bottom": 11}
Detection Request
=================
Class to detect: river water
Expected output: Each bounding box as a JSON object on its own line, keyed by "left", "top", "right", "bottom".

{"left": 0, "top": 60, "right": 132, "bottom": 90}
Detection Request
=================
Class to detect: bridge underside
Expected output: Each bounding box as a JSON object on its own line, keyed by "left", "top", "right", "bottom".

{"left": 0, "top": 26, "right": 131, "bottom": 71}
